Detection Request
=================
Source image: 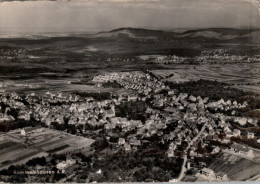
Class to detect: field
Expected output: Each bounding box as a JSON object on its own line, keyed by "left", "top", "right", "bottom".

{"left": 151, "top": 62, "right": 260, "bottom": 92}
{"left": 208, "top": 152, "right": 260, "bottom": 181}
{"left": 0, "top": 127, "right": 94, "bottom": 171}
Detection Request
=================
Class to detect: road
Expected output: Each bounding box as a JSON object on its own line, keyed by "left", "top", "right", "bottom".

{"left": 93, "top": 86, "right": 100, "bottom": 94}
{"left": 176, "top": 122, "right": 208, "bottom": 182}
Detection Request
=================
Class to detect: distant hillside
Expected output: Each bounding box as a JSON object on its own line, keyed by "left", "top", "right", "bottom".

{"left": 181, "top": 28, "right": 260, "bottom": 42}
{"left": 93, "top": 27, "right": 260, "bottom": 43}
{"left": 94, "top": 27, "right": 177, "bottom": 41}
{"left": 1, "top": 27, "right": 259, "bottom": 57}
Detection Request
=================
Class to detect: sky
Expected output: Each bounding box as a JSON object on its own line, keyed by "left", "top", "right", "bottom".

{"left": 0, "top": 0, "right": 260, "bottom": 34}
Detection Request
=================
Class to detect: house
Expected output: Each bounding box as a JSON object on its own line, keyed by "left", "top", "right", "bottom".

{"left": 188, "top": 103, "right": 197, "bottom": 111}
{"left": 129, "top": 139, "right": 141, "bottom": 146}
{"left": 167, "top": 149, "right": 175, "bottom": 158}
{"left": 104, "top": 123, "right": 115, "bottom": 130}
{"left": 128, "top": 95, "right": 138, "bottom": 101}
{"left": 104, "top": 108, "right": 115, "bottom": 118}
{"left": 78, "top": 104, "right": 89, "bottom": 112}
{"left": 21, "top": 129, "right": 26, "bottom": 136}
{"left": 216, "top": 172, "right": 228, "bottom": 180}
{"left": 168, "top": 90, "right": 175, "bottom": 96}
{"left": 226, "top": 132, "right": 234, "bottom": 138}
{"left": 247, "top": 132, "right": 255, "bottom": 139}
{"left": 118, "top": 138, "right": 125, "bottom": 145}
{"left": 193, "top": 141, "right": 199, "bottom": 148}
{"left": 212, "top": 134, "right": 219, "bottom": 140}
{"left": 235, "top": 117, "right": 247, "bottom": 126}
{"left": 230, "top": 144, "right": 249, "bottom": 154}
{"left": 193, "top": 128, "right": 199, "bottom": 135}
{"left": 189, "top": 95, "right": 197, "bottom": 102}
{"left": 56, "top": 159, "right": 76, "bottom": 170}
{"left": 221, "top": 137, "right": 230, "bottom": 144}
{"left": 190, "top": 150, "right": 198, "bottom": 157}
{"left": 206, "top": 135, "right": 213, "bottom": 141}
{"left": 176, "top": 139, "right": 182, "bottom": 145}
{"left": 200, "top": 168, "right": 215, "bottom": 178}
{"left": 124, "top": 143, "right": 131, "bottom": 151}
{"left": 233, "top": 129, "right": 241, "bottom": 137}
{"left": 208, "top": 129, "right": 214, "bottom": 135}
{"left": 86, "top": 97, "right": 94, "bottom": 102}
{"left": 212, "top": 146, "right": 220, "bottom": 154}
{"left": 96, "top": 169, "right": 102, "bottom": 174}
{"left": 186, "top": 135, "right": 192, "bottom": 142}
{"left": 224, "top": 125, "right": 231, "bottom": 133}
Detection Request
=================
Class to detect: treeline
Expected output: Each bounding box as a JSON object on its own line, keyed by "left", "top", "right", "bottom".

{"left": 74, "top": 92, "right": 111, "bottom": 101}
{"left": 166, "top": 79, "right": 248, "bottom": 103}
{"left": 0, "top": 118, "right": 46, "bottom": 132}
{"left": 102, "top": 81, "right": 123, "bottom": 88}
{"left": 51, "top": 122, "right": 78, "bottom": 135}
{"left": 115, "top": 101, "right": 149, "bottom": 122}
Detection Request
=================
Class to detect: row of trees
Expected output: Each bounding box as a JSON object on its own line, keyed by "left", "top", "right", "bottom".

{"left": 74, "top": 92, "right": 111, "bottom": 101}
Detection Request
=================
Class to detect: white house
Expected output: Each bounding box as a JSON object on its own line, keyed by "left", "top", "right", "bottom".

{"left": 247, "top": 132, "right": 255, "bottom": 139}
{"left": 21, "top": 129, "right": 26, "bottom": 136}
{"left": 118, "top": 138, "right": 125, "bottom": 145}
{"left": 216, "top": 172, "right": 228, "bottom": 180}
{"left": 233, "top": 129, "right": 241, "bottom": 137}
{"left": 200, "top": 168, "right": 215, "bottom": 178}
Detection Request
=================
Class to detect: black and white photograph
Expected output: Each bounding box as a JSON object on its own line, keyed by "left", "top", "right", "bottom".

{"left": 0, "top": 0, "right": 260, "bottom": 183}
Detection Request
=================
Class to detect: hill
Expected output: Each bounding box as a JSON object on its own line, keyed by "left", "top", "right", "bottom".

{"left": 93, "top": 27, "right": 260, "bottom": 43}
{"left": 0, "top": 27, "right": 259, "bottom": 57}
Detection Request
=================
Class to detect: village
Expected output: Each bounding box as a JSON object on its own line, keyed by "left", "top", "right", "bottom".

{"left": 0, "top": 48, "right": 28, "bottom": 60}
{"left": 136, "top": 49, "right": 260, "bottom": 65}
{"left": 0, "top": 70, "right": 260, "bottom": 182}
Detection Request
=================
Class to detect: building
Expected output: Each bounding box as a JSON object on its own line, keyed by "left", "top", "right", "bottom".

{"left": 118, "top": 138, "right": 125, "bottom": 145}
{"left": 124, "top": 143, "right": 131, "bottom": 151}
{"left": 233, "top": 129, "right": 241, "bottom": 137}
{"left": 21, "top": 129, "right": 26, "bottom": 136}
{"left": 216, "top": 172, "right": 228, "bottom": 180}
{"left": 200, "top": 168, "right": 215, "bottom": 178}
{"left": 247, "top": 132, "right": 255, "bottom": 139}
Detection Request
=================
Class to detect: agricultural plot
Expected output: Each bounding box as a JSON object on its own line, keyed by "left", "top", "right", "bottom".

{"left": 151, "top": 62, "right": 260, "bottom": 92}
{"left": 209, "top": 152, "right": 260, "bottom": 181}
{"left": 0, "top": 127, "right": 94, "bottom": 171}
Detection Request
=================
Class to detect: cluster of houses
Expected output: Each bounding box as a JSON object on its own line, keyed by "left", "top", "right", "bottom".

{"left": 0, "top": 48, "right": 28, "bottom": 60}
{"left": 93, "top": 71, "right": 168, "bottom": 95}
{"left": 56, "top": 159, "right": 76, "bottom": 171}
{"left": 135, "top": 52, "right": 260, "bottom": 65}
{"left": 195, "top": 49, "right": 256, "bottom": 63}
{"left": 92, "top": 72, "right": 259, "bottom": 158}
{"left": 95, "top": 57, "right": 136, "bottom": 63}
{"left": 30, "top": 95, "right": 116, "bottom": 127}
{"left": 0, "top": 113, "right": 15, "bottom": 122}
{"left": 198, "top": 167, "right": 229, "bottom": 181}
{"left": 137, "top": 55, "right": 187, "bottom": 64}
{"left": 0, "top": 70, "right": 259, "bottom": 180}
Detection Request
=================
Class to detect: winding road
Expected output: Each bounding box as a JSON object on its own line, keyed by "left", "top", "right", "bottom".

{"left": 176, "top": 122, "right": 208, "bottom": 182}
